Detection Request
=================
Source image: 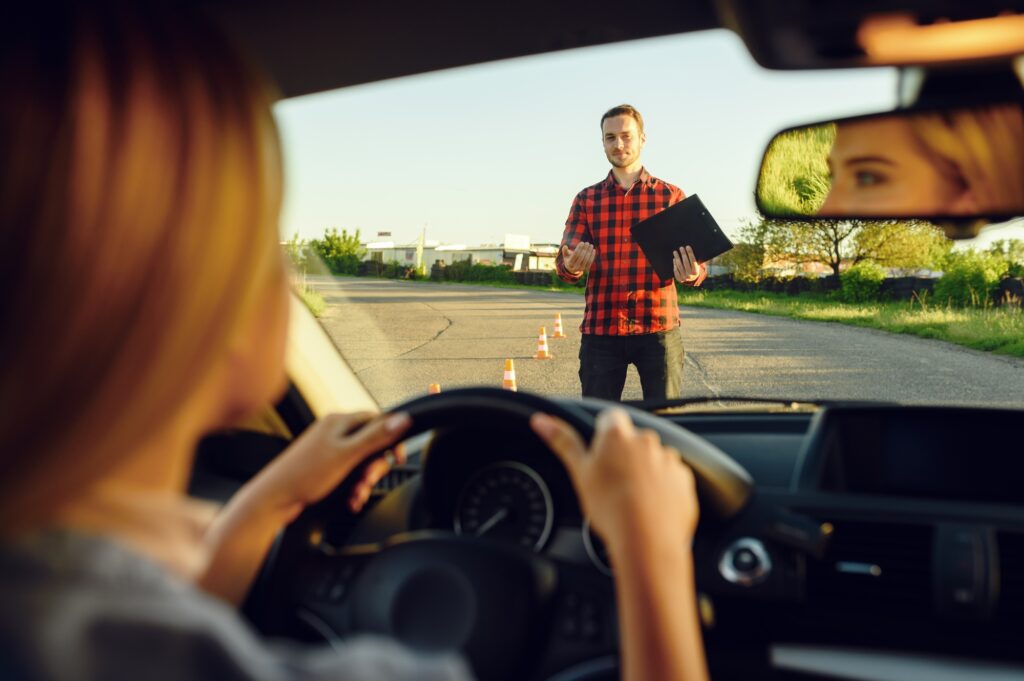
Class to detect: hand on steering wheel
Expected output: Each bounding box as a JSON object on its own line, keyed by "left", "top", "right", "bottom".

{"left": 249, "top": 411, "right": 412, "bottom": 518}
{"left": 530, "top": 408, "right": 699, "bottom": 561}
{"left": 250, "top": 390, "right": 740, "bottom": 681}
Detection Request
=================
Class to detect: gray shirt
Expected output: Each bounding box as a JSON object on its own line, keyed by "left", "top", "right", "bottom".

{"left": 0, "top": 530, "right": 473, "bottom": 681}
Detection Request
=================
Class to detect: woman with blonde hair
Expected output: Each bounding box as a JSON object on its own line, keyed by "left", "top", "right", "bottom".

{"left": 819, "top": 104, "right": 1024, "bottom": 216}
{"left": 0, "top": 4, "right": 707, "bottom": 681}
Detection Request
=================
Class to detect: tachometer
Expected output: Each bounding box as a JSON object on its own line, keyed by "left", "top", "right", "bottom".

{"left": 453, "top": 461, "right": 554, "bottom": 552}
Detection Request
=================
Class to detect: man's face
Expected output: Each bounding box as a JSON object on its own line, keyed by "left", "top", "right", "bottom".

{"left": 602, "top": 115, "right": 645, "bottom": 168}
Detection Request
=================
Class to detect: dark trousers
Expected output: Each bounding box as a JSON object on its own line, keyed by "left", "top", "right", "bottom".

{"left": 579, "top": 328, "right": 684, "bottom": 402}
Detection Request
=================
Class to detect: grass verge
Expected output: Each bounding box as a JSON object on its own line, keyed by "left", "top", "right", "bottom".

{"left": 298, "top": 287, "right": 326, "bottom": 317}
{"left": 678, "top": 289, "right": 1024, "bottom": 358}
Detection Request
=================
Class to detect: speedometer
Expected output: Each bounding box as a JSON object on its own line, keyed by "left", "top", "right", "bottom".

{"left": 453, "top": 461, "right": 554, "bottom": 552}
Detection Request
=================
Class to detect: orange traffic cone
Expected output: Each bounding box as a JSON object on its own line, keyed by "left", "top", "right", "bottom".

{"left": 428, "top": 383, "right": 441, "bottom": 394}
{"left": 551, "top": 313, "right": 566, "bottom": 338}
{"left": 502, "top": 359, "right": 518, "bottom": 391}
{"left": 533, "top": 327, "right": 553, "bottom": 360}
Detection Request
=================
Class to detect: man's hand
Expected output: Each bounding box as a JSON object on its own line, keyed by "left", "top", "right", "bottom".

{"left": 673, "top": 245, "right": 703, "bottom": 284}
{"left": 561, "top": 242, "right": 596, "bottom": 275}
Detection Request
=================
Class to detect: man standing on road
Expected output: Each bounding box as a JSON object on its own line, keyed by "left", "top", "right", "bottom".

{"left": 556, "top": 104, "right": 706, "bottom": 402}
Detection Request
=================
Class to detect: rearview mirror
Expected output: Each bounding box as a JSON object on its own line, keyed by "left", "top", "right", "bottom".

{"left": 755, "top": 102, "right": 1024, "bottom": 230}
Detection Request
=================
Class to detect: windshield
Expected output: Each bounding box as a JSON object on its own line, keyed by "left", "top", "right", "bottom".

{"left": 274, "top": 29, "right": 1024, "bottom": 411}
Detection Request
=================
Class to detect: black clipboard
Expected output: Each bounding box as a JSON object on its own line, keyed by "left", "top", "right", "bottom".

{"left": 630, "top": 194, "right": 733, "bottom": 280}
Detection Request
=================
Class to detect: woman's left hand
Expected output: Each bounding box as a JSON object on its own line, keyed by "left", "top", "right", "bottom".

{"left": 200, "top": 411, "right": 411, "bottom": 604}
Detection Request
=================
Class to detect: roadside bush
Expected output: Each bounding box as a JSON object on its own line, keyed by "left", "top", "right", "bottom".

{"left": 439, "top": 260, "right": 515, "bottom": 283}
{"left": 839, "top": 261, "right": 886, "bottom": 303}
{"left": 282, "top": 233, "right": 310, "bottom": 272}
{"left": 985, "top": 239, "right": 1024, "bottom": 278}
{"left": 995, "top": 277, "right": 1024, "bottom": 309}
{"left": 549, "top": 269, "right": 587, "bottom": 288}
{"left": 308, "top": 227, "right": 365, "bottom": 275}
{"left": 934, "top": 251, "right": 1003, "bottom": 307}
{"left": 361, "top": 260, "right": 420, "bottom": 279}
{"left": 785, "top": 276, "right": 816, "bottom": 296}
{"left": 382, "top": 260, "right": 405, "bottom": 278}
{"left": 805, "top": 275, "right": 837, "bottom": 295}
{"left": 759, "top": 275, "right": 800, "bottom": 294}
{"left": 464, "top": 263, "right": 515, "bottom": 283}
{"left": 444, "top": 259, "right": 471, "bottom": 281}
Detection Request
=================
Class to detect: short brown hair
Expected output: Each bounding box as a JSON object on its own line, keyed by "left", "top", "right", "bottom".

{"left": 600, "top": 104, "right": 644, "bottom": 134}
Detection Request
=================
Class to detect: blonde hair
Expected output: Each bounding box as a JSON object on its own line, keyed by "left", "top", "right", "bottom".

{"left": 909, "top": 105, "right": 1024, "bottom": 213}
{"left": 0, "top": 4, "right": 286, "bottom": 531}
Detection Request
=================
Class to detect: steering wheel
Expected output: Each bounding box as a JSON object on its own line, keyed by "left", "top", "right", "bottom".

{"left": 249, "top": 388, "right": 753, "bottom": 681}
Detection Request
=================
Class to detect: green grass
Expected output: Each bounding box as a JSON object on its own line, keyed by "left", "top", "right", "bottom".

{"left": 298, "top": 287, "right": 326, "bottom": 317}
{"left": 756, "top": 123, "right": 835, "bottom": 216}
{"left": 678, "top": 289, "right": 1024, "bottom": 358}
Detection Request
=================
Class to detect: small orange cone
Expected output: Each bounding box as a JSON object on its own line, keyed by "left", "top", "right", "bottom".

{"left": 551, "top": 313, "right": 566, "bottom": 338}
{"left": 502, "top": 359, "right": 518, "bottom": 391}
{"left": 533, "top": 326, "right": 553, "bottom": 360}
{"left": 428, "top": 383, "right": 441, "bottom": 394}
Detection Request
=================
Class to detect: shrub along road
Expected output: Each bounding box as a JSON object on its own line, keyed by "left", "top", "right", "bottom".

{"left": 311, "top": 277, "right": 1024, "bottom": 410}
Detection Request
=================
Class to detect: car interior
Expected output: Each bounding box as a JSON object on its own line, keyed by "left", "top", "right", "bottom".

{"left": 179, "top": 1, "right": 1024, "bottom": 679}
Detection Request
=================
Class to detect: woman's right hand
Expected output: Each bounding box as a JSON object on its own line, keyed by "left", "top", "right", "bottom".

{"left": 529, "top": 408, "right": 698, "bottom": 555}
{"left": 531, "top": 408, "right": 709, "bottom": 681}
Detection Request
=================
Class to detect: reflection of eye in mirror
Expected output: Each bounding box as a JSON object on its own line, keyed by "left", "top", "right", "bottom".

{"left": 756, "top": 103, "right": 1024, "bottom": 220}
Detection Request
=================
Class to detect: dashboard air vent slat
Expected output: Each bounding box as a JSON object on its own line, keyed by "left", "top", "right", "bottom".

{"left": 807, "top": 521, "right": 933, "bottom": 613}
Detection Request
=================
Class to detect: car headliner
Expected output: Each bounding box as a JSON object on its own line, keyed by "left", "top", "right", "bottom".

{"left": 195, "top": 0, "right": 1024, "bottom": 99}
{"left": 197, "top": 0, "right": 722, "bottom": 98}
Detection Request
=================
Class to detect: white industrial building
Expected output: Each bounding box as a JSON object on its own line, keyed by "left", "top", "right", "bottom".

{"left": 363, "top": 233, "right": 557, "bottom": 271}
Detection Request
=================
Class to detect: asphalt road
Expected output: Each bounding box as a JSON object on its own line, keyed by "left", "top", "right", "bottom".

{"left": 312, "top": 277, "right": 1024, "bottom": 410}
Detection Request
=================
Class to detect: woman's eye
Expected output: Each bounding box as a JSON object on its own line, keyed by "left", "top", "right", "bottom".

{"left": 855, "top": 170, "right": 886, "bottom": 187}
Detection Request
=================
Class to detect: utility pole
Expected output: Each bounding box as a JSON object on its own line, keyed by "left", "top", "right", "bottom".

{"left": 416, "top": 224, "right": 426, "bottom": 275}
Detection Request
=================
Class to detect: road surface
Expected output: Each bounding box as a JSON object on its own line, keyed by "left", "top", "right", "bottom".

{"left": 311, "top": 277, "right": 1024, "bottom": 410}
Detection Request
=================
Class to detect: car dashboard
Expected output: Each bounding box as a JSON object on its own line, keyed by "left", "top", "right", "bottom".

{"left": 198, "top": 401, "right": 1024, "bottom": 680}
{"left": 329, "top": 403, "right": 1024, "bottom": 680}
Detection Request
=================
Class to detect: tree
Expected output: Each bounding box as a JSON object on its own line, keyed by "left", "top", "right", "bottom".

{"left": 854, "top": 220, "right": 952, "bottom": 273}
{"left": 283, "top": 233, "right": 310, "bottom": 272}
{"left": 308, "top": 227, "right": 366, "bottom": 275}
{"left": 713, "top": 220, "right": 766, "bottom": 282}
{"left": 760, "top": 218, "right": 949, "bottom": 278}
{"left": 986, "top": 239, "right": 1024, "bottom": 278}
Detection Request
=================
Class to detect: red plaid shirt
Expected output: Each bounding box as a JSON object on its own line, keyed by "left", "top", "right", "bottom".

{"left": 556, "top": 168, "right": 706, "bottom": 335}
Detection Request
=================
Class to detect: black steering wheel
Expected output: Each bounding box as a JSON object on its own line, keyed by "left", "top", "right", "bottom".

{"left": 248, "top": 388, "right": 753, "bottom": 681}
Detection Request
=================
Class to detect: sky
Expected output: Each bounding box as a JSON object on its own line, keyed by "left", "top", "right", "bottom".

{"left": 273, "top": 28, "right": 1021, "bottom": 250}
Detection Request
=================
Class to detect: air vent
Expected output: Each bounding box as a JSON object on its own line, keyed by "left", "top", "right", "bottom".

{"left": 997, "top": 532, "right": 1024, "bottom": 619}
{"left": 373, "top": 465, "right": 419, "bottom": 494}
{"left": 807, "top": 521, "right": 933, "bottom": 613}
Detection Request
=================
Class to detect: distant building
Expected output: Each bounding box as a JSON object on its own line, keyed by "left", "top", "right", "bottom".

{"left": 363, "top": 237, "right": 557, "bottom": 270}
